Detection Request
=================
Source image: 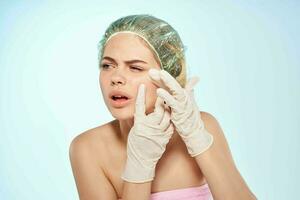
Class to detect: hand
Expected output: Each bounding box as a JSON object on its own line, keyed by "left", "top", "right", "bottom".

{"left": 148, "top": 69, "right": 214, "bottom": 157}
{"left": 121, "top": 84, "right": 174, "bottom": 183}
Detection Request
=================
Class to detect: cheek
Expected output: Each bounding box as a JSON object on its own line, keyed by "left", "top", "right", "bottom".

{"left": 99, "top": 72, "right": 105, "bottom": 83}
{"left": 131, "top": 75, "right": 158, "bottom": 100}
{"left": 144, "top": 82, "right": 159, "bottom": 114}
{"left": 99, "top": 75, "right": 111, "bottom": 106}
{"left": 146, "top": 84, "right": 157, "bottom": 100}
{"left": 99, "top": 73, "right": 108, "bottom": 90}
{"left": 127, "top": 74, "right": 160, "bottom": 114}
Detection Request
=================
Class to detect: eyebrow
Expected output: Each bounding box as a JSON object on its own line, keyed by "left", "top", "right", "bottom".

{"left": 102, "top": 56, "right": 148, "bottom": 64}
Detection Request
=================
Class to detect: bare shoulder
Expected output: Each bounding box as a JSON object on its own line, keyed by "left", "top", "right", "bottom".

{"left": 200, "top": 111, "right": 224, "bottom": 136}
{"left": 69, "top": 123, "right": 105, "bottom": 152}
{"left": 199, "top": 111, "right": 231, "bottom": 153}
{"left": 68, "top": 120, "right": 119, "bottom": 199}
{"left": 69, "top": 120, "right": 116, "bottom": 162}
{"left": 199, "top": 111, "right": 236, "bottom": 163}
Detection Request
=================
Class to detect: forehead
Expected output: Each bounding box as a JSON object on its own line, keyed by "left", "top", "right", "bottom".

{"left": 103, "top": 33, "right": 155, "bottom": 60}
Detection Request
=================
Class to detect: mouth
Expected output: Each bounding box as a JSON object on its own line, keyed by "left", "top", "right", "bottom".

{"left": 109, "top": 92, "right": 132, "bottom": 108}
{"left": 111, "top": 95, "right": 129, "bottom": 101}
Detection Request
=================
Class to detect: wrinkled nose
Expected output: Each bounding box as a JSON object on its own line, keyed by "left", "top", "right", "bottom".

{"left": 110, "top": 71, "right": 126, "bottom": 86}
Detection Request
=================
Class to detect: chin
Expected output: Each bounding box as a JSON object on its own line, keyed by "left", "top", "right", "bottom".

{"left": 110, "top": 107, "right": 134, "bottom": 120}
{"left": 112, "top": 113, "right": 134, "bottom": 121}
{"left": 109, "top": 105, "right": 155, "bottom": 120}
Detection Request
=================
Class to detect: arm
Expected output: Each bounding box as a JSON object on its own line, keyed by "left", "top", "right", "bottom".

{"left": 69, "top": 134, "right": 118, "bottom": 200}
{"left": 195, "top": 112, "right": 257, "bottom": 200}
{"left": 147, "top": 69, "right": 257, "bottom": 200}
{"left": 69, "top": 132, "right": 153, "bottom": 200}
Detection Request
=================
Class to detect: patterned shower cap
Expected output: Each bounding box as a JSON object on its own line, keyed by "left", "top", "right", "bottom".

{"left": 97, "top": 14, "right": 187, "bottom": 87}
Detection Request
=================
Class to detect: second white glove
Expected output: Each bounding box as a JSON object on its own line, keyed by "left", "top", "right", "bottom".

{"left": 148, "top": 69, "right": 214, "bottom": 157}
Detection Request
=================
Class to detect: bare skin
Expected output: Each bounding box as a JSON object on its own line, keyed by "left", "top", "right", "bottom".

{"left": 96, "top": 119, "right": 204, "bottom": 196}
{"left": 70, "top": 112, "right": 256, "bottom": 200}
{"left": 69, "top": 33, "right": 207, "bottom": 199}
{"left": 70, "top": 116, "right": 209, "bottom": 199}
{"left": 69, "top": 32, "right": 256, "bottom": 199}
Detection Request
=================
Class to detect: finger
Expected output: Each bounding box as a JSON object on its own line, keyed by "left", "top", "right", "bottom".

{"left": 153, "top": 96, "right": 165, "bottom": 117}
{"left": 159, "top": 70, "right": 186, "bottom": 100}
{"left": 159, "top": 105, "right": 171, "bottom": 130}
{"left": 156, "top": 88, "right": 180, "bottom": 112}
{"left": 148, "top": 69, "right": 169, "bottom": 91}
{"left": 135, "top": 84, "right": 146, "bottom": 118}
{"left": 147, "top": 96, "right": 165, "bottom": 124}
{"left": 165, "top": 121, "right": 175, "bottom": 136}
{"left": 148, "top": 68, "right": 161, "bottom": 81}
{"left": 185, "top": 77, "right": 200, "bottom": 107}
{"left": 185, "top": 76, "right": 200, "bottom": 92}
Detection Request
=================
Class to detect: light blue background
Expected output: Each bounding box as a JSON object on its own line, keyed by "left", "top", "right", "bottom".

{"left": 0, "top": 1, "right": 299, "bottom": 199}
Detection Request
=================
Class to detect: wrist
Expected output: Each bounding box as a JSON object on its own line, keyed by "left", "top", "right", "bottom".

{"left": 122, "top": 181, "right": 152, "bottom": 200}
{"left": 121, "top": 156, "right": 156, "bottom": 183}
{"left": 181, "top": 127, "right": 214, "bottom": 157}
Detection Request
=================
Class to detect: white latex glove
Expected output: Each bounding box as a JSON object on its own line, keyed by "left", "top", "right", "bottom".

{"left": 121, "top": 84, "right": 174, "bottom": 183}
{"left": 148, "top": 69, "right": 214, "bottom": 157}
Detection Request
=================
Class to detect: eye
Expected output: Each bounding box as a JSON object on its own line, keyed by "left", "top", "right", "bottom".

{"left": 130, "top": 66, "right": 143, "bottom": 71}
{"left": 100, "top": 63, "right": 112, "bottom": 70}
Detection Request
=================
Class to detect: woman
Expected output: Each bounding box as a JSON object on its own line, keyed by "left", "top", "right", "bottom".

{"left": 69, "top": 14, "right": 257, "bottom": 200}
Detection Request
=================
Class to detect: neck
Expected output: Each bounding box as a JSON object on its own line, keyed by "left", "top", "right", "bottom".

{"left": 115, "top": 118, "right": 134, "bottom": 144}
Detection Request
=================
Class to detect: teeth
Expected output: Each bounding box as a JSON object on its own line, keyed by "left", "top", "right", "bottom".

{"left": 112, "top": 95, "right": 128, "bottom": 99}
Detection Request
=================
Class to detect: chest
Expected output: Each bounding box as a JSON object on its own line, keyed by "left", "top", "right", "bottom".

{"left": 104, "top": 137, "right": 206, "bottom": 198}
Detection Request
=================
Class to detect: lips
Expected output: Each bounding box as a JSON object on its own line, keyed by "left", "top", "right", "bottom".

{"left": 109, "top": 90, "right": 132, "bottom": 100}
{"left": 108, "top": 90, "right": 132, "bottom": 108}
{"left": 112, "top": 95, "right": 128, "bottom": 100}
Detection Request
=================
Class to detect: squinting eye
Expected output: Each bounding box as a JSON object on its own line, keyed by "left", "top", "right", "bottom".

{"left": 130, "top": 66, "right": 143, "bottom": 71}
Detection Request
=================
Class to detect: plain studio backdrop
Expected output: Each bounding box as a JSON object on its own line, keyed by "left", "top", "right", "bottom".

{"left": 0, "top": 1, "right": 299, "bottom": 199}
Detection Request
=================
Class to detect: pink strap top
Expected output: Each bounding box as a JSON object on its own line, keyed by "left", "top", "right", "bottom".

{"left": 118, "top": 183, "right": 213, "bottom": 200}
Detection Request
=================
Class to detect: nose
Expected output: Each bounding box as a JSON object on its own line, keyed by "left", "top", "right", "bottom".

{"left": 110, "top": 70, "right": 126, "bottom": 86}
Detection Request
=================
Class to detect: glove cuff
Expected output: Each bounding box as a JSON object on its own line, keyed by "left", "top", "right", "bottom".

{"left": 182, "top": 128, "right": 214, "bottom": 157}
{"left": 121, "top": 155, "right": 155, "bottom": 183}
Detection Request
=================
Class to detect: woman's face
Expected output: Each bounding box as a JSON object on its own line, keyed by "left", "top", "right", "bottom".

{"left": 99, "top": 33, "right": 161, "bottom": 120}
